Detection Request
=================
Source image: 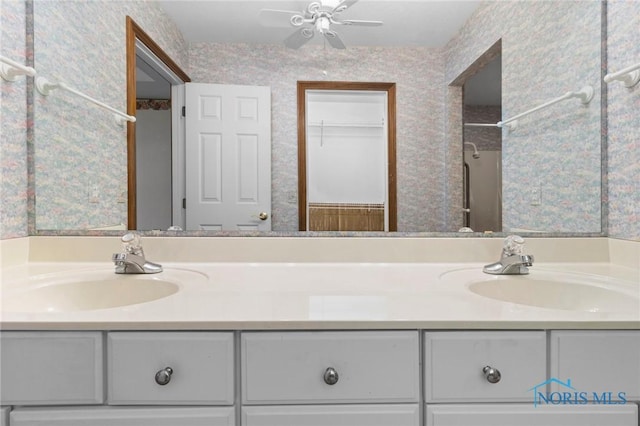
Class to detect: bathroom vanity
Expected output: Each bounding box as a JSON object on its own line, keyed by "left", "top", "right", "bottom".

{"left": 1, "top": 236, "right": 639, "bottom": 426}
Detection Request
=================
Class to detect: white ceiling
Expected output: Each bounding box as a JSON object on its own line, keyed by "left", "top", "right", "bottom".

{"left": 156, "top": 0, "right": 483, "bottom": 47}
{"left": 140, "top": 0, "right": 501, "bottom": 105}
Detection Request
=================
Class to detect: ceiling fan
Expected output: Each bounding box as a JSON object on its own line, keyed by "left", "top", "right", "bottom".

{"left": 259, "top": 0, "right": 383, "bottom": 50}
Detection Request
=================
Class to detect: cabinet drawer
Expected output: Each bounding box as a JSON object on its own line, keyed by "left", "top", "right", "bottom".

{"left": 243, "top": 404, "right": 419, "bottom": 426}
{"left": 10, "top": 407, "right": 235, "bottom": 426}
{"left": 550, "top": 330, "right": 640, "bottom": 400}
{"left": 426, "top": 403, "right": 638, "bottom": 426}
{"left": 424, "top": 331, "right": 546, "bottom": 402}
{"left": 0, "top": 332, "right": 103, "bottom": 405}
{"left": 107, "top": 332, "right": 234, "bottom": 405}
{"left": 241, "top": 331, "right": 419, "bottom": 404}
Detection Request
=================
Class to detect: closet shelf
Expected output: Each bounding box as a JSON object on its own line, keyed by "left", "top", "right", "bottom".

{"left": 308, "top": 121, "right": 384, "bottom": 128}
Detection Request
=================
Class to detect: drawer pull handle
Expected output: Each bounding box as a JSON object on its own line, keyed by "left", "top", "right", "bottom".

{"left": 323, "top": 367, "right": 339, "bottom": 385}
{"left": 155, "top": 367, "right": 173, "bottom": 385}
{"left": 482, "top": 366, "right": 501, "bottom": 384}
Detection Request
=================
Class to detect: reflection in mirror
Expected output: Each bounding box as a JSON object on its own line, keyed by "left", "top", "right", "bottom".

{"left": 298, "top": 82, "right": 397, "bottom": 232}
{"left": 462, "top": 55, "right": 502, "bottom": 233}
{"left": 32, "top": 0, "right": 604, "bottom": 236}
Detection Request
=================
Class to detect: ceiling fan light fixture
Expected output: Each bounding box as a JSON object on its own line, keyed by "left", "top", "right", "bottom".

{"left": 290, "top": 15, "right": 305, "bottom": 26}
{"left": 307, "top": 2, "right": 321, "bottom": 14}
{"left": 316, "top": 17, "right": 331, "bottom": 33}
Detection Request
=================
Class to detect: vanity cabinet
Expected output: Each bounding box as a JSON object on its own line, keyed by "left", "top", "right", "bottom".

{"left": 0, "top": 332, "right": 103, "bottom": 405}
{"left": 242, "top": 404, "right": 419, "bottom": 426}
{"left": 424, "top": 331, "right": 638, "bottom": 426}
{"left": 241, "top": 331, "right": 420, "bottom": 425}
{"left": 424, "top": 331, "right": 546, "bottom": 402}
{"left": 1, "top": 407, "right": 9, "bottom": 426}
{"left": 9, "top": 407, "right": 235, "bottom": 426}
{"left": 1, "top": 330, "right": 638, "bottom": 426}
{"left": 425, "top": 404, "right": 639, "bottom": 425}
{"left": 550, "top": 330, "right": 640, "bottom": 400}
{"left": 107, "top": 332, "right": 234, "bottom": 405}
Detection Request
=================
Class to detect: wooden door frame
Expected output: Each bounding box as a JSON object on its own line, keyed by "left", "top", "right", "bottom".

{"left": 297, "top": 81, "right": 397, "bottom": 231}
{"left": 126, "top": 16, "right": 190, "bottom": 229}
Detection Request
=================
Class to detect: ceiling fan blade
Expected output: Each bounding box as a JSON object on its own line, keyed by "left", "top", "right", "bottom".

{"left": 338, "top": 19, "right": 384, "bottom": 27}
{"left": 284, "top": 28, "right": 315, "bottom": 49}
{"left": 331, "top": 0, "right": 358, "bottom": 14}
{"left": 259, "top": 9, "right": 302, "bottom": 27}
{"left": 323, "top": 30, "right": 346, "bottom": 49}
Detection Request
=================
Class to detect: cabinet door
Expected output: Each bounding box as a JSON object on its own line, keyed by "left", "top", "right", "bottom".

{"left": 10, "top": 407, "right": 235, "bottom": 426}
{"left": 0, "top": 332, "right": 103, "bottom": 405}
{"left": 243, "top": 404, "right": 419, "bottom": 426}
{"left": 424, "top": 331, "right": 546, "bottom": 402}
{"left": 550, "top": 331, "right": 640, "bottom": 400}
{"left": 0, "top": 407, "right": 9, "bottom": 426}
{"left": 242, "top": 331, "right": 419, "bottom": 404}
{"left": 426, "top": 404, "right": 638, "bottom": 426}
{"left": 108, "top": 332, "right": 234, "bottom": 405}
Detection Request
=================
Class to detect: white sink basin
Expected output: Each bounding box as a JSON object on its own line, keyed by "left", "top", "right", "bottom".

{"left": 2, "top": 268, "right": 206, "bottom": 312}
{"left": 440, "top": 268, "right": 640, "bottom": 312}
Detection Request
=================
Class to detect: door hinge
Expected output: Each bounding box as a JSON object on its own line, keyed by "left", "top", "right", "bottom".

{"left": 181, "top": 106, "right": 186, "bottom": 117}
{"left": 182, "top": 198, "right": 186, "bottom": 209}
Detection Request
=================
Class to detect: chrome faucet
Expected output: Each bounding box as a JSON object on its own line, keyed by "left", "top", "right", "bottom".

{"left": 483, "top": 235, "right": 534, "bottom": 275}
{"left": 112, "top": 232, "right": 162, "bottom": 274}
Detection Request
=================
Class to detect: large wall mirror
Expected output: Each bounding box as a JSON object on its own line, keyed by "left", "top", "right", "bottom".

{"left": 31, "top": 0, "right": 604, "bottom": 236}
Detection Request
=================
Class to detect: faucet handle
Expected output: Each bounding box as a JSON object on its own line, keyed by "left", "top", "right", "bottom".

{"left": 502, "top": 235, "right": 525, "bottom": 257}
{"left": 121, "top": 232, "right": 143, "bottom": 255}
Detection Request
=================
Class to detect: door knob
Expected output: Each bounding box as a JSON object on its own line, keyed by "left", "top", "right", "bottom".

{"left": 258, "top": 212, "right": 269, "bottom": 221}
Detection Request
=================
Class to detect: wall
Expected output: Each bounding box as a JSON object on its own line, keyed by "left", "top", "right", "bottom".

{"left": 188, "top": 43, "right": 447, "bottom": 232}
{"left": 0, "top": 0, "right": 29, "bottom": 239}
{"left": 135, "top": 107, "right": 171, "bottom": 231}
{"left": 607, "top": 0, "right": 640, "bottom": 242}
{"left": 32, "top": 0, "right": 187, "bottom": 230}
{"left": 446, "top": 0, "right": 602, "bottom": 233}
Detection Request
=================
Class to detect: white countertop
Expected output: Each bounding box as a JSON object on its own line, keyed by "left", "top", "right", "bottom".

{"left": 2, "top": 261, "right": 639, "bottom": 330}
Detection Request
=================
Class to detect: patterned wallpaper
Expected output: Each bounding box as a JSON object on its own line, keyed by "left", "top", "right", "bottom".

{"left": 32, "top": 0, "right": 187, "bottom": 230}
{"left": 188, "top": 43, "right": 448, "bottom": 232}
{"left": 0, "top": 0, "right": 29, "bottom": 239}
{"left": 446, "top": 0, "right": 603, "bottom": 233}
{"left": 607, "top": 0, "right": 640, "bottom": 241}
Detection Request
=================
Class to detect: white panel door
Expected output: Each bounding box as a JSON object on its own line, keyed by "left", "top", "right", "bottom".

{"left": 185, "top": 83, "right": 271, "bottom": 231}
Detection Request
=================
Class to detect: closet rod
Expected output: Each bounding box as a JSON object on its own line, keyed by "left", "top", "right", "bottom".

{"left": 35, "top": 76, "right": 136, "bottom": 124}
{"left": 604, "top": 62, "right": 640, "bottom": 87}
{"left": 497, "top": 85, "right": 593, "bottom": 131}
{"left": 0, "top": 55, "right": 36, "bottom": 81}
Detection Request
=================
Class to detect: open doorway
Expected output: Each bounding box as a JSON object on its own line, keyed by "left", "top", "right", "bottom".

{"left": 462, "top": 54, "right": 503, "bottom": 232}
{"left": 297, "top": 81, "right": 397, "bottom": 232}
{"left": 125, "top": 17, "right": 190, "bottom": 230}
